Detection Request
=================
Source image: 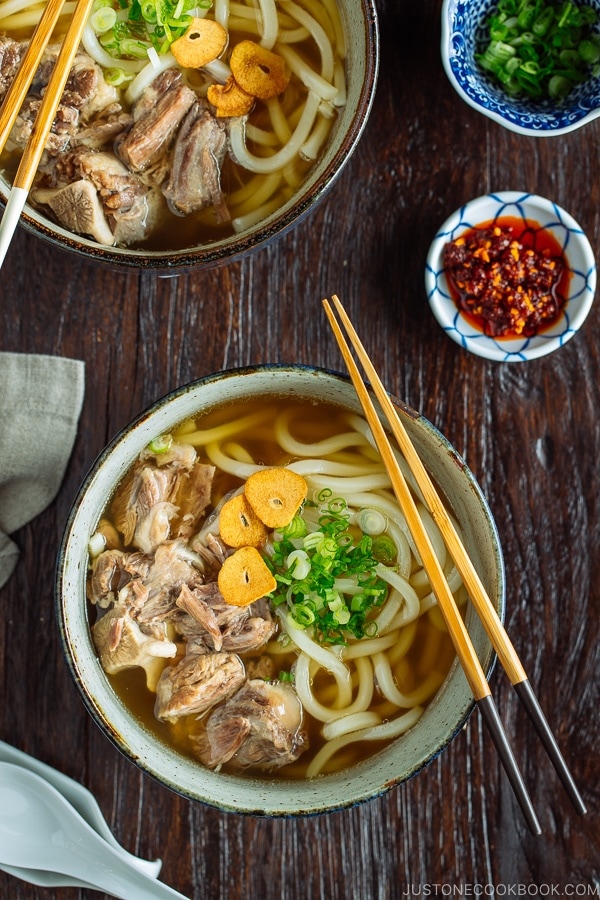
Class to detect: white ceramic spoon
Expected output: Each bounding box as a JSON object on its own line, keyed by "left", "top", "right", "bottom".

{"left": 0, "top": 740, "right": 161, "bottom": 878}
{"left": 0, "top": 863, "right": 129, "bottom": 892}
{"left": 0, "top": 762, "right": 189, "bottom": 899}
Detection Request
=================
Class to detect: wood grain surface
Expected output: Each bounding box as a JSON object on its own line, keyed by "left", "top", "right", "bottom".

{"left": 1, "top": 0, "right": 599, "bottom": 897}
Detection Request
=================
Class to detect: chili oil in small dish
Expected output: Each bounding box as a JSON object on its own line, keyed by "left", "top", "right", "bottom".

{"left": 425, "top": 192, "right": 596, "bottom": 362}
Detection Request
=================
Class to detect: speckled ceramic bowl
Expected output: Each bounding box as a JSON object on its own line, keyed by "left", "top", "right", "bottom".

{"left": 425, "top": 191, "right": 597, "bottom": 362}
{"left": 56, "top": 365, "right": 505, "bottom": 816}
{"left": 1, "top": 0, "right": 378, "bottom": 272}
{"left": 442, "top": 0, "right": 600, "bottom": 135}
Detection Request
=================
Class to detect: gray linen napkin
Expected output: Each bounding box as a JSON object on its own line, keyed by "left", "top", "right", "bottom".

{"left": 0, "top": 352, "right": 85, "bottom": 588}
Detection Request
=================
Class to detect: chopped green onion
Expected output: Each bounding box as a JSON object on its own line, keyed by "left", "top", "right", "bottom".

{"left": 141, "top": 0, "right": 157, "bottom": 20}
{"left": 104, "top": 66, "right": 134, "bottom": 85}
{"left": 302, "top": 531, "right": 325, "bottom": 551}
{"left": 120, "top": 37, "right": 151, "bottom": 57}
{"left": 147, "top": 433, "right": 173, "bottom": 454}
{"left": 517, "top": 6, "right": 536, "bottom": 29}
{"left": 579, "top": 37, "right": 600, "bottom": 62}
{"left": 533, "top": 7, "right": 555, "bottom": 36}
{"left": 89, "top": 0, "right": 207, "bottom": 60}
{"left": 334, "top": 607, "right": 351, "bottom": 625}
{"left": 476, "top": 0, "right": 599, "bottom": 102}
{"left": 281, "top": 514, "right": 308, "bottom": 540}
{"left": 266, "top": 492, "right": 397, "bottom": 645}
{"left": 291, "top": 603, "right": 316, "bottom": 627}
{"left": 92, "top": 6, "right": 117, "bottom": 32}
{"left": 356, "top": 507, "right": 387, "bottom": 535}
{"left": 548, "top": 73, "right": 573, "bottom": 95}
{"left": 286, "top": 549, "right": 311, "bottom": 580}
{"left": 317, "top": 487, "right": 333, "bottom": 498}
{"left": 371, "top": 534, "right": 397, "bottom": 565}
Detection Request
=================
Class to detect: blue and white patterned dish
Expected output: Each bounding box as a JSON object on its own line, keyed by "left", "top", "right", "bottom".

{"left": 425, "top": 192, "right": 597, "bottom": 362}
{"left": 441, "top": 0, "right": 600, "bottom": 135}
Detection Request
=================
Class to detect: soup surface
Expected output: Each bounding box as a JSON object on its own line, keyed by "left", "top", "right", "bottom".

{"left": 87, "top": 398, "right": 464, "bottom": 778}
{"left": 0, "top": 0, "right": 347, "bottom": 249}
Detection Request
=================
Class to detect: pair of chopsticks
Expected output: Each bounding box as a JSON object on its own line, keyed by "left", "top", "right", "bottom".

{"left": 323, "top": 294, "right": 586, "bottom": 835}
{"left": 0, "top": 0, "right": 94, "bottom": 268}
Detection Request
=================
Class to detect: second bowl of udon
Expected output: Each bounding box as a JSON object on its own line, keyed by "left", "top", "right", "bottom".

{"left": 56, "top": 364, "right": 505, "bottom": 815}
{"left": 1, "top": 0, "right": 378, "bottom": 271}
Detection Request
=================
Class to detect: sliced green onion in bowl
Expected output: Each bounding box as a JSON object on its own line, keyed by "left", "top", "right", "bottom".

{"left": 286, "top": 549, "right": 311, "bottom": 580}
{"left": 147, "top": 434, "right": 173, "bottom": 454}
{"left": 104, "top": 67, "right": 134, "bottom": 85}
{"left": 91, "top": 5, "right": 117, "bottom": 32}
{"left": 356, "top": 507, "right": 387, "bottom": 535}
{"left": 476, "top": 0, "right": 600, "bottom": 101}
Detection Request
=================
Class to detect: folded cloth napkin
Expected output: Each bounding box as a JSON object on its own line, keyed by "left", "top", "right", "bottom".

{"left": 0, "top": 352, "right": 85, "bottom": 589}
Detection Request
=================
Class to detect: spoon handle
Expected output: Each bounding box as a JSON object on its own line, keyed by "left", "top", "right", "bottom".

{"left": 0, "top": 862, "right": 122, "bottom": 892}
{"left": 82, "top": 873, "right": 188, "bottom": 899}
{"left": 62, "top": 848, "right": 190, "bottom": 900}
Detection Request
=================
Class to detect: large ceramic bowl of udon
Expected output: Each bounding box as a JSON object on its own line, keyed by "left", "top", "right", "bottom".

{"left": 56, "top": 365, "right": 505, "bottom": 815}
{"left": 1, "top": 0, "right": 378, "bottom": 272}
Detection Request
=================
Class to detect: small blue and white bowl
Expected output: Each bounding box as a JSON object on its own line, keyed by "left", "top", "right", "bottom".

{"left": 441, "top": 0, "right": 600, "bottom": 135}
{"left": 425, "top": 192, "right": 597, "bottom": 362}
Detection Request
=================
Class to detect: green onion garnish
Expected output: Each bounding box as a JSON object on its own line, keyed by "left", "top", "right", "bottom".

{"left": 104, "top": 66, "right": 134, "bottom": 85}
{"left": 266, "top": 496, "right": 392, "bottom": 646}
{"left": 90, "top": 0, "right": 208, "bottom": 59}
{"left": 91, "top": 5, "right": 117, "bottom": 32}
{"left": 476, "top": 0, "right": 600, "bottom": 101}
{"left": 147, "top": 433, "right": 173, "bottom": 454}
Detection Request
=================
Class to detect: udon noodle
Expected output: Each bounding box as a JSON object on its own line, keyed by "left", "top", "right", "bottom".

{"left": 0, "top": 0, "right": 347, "bottom": 248}
{"left": 87, "top": 399, "right": 466, "bottom": 777}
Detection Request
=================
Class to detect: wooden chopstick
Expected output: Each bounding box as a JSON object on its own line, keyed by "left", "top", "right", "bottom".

{"left": 0, "top": 0, "right": 69, "bottom": 154}
{"left": 323, "top": 296, "right": 542, "bottom": 835}
{"left": 0, "top": 0, "right": 94, "bottom": 268}
{"left": 325, "top": 294, "right": 587, "bottom": 820}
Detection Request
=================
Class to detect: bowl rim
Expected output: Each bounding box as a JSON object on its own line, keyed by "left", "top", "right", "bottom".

{"left": 425, "top": 191, "right": 597, "bottom": 362}
{"left": 55, "top": 363, "right": 506, "bottom": 815}
{"left": 1, "top": 0, "right": 380, "bottom": 272}
{"left": 440, "top": 0, "right": 600, "bottom": 136}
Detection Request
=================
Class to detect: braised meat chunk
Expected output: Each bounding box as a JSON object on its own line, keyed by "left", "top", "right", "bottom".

{"left": 192, "top": 680, "right": 307, "bottom": 771}
{"left": 3, "top": 46, "right": 119, "bottom": 158}
{"left": 174, "top": 584, "right": 276, "bottom": 653}
{"left": 87, "top": 548, "right": 151, "bottom": 609}
{"left": 0, "top": 35, "right": 24, "bottom": 97}
{"left": 154, "top": 650, "right": 246, "bottom": 722}
{"left": 162, "top": 101, "right": 229, "bottom": 222}
{"left": 115, "top": 69, "right": 196, "bottom": 173}
{"left": 108, "top": 442, "right": 214, "bottom": 553}
{"left": 92, "top": 603, "right": 177, "bottom": 691}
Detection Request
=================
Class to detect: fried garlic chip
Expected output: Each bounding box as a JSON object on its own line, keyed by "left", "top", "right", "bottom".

{"left": 218, "top": 546, "right": 277, "bottom": 607}
{"left": 219, "top": 493, "right": 268, "bottom": 547}
{"left": 244, "top": 467, "right": 307, "bottom": 529}
{"left": 171, "top": 18, "right": 227, "bottom": 69}
{"left": 207, "top": 76, "right": 255, "bottom": 118}
{"left": 229, "top": 40, "right": 290, "bottom": 100}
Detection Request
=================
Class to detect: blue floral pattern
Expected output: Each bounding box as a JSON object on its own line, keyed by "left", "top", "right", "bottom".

{"left": 442, "top": 0, "right": 600, "bottom": 134}
{"left": 425, "top": 192, "right": 597, "bottom": 362}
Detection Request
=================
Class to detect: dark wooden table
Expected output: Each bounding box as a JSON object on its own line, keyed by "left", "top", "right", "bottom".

{"left": 1, "top": 1, "right": 599, "bottom": 896}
